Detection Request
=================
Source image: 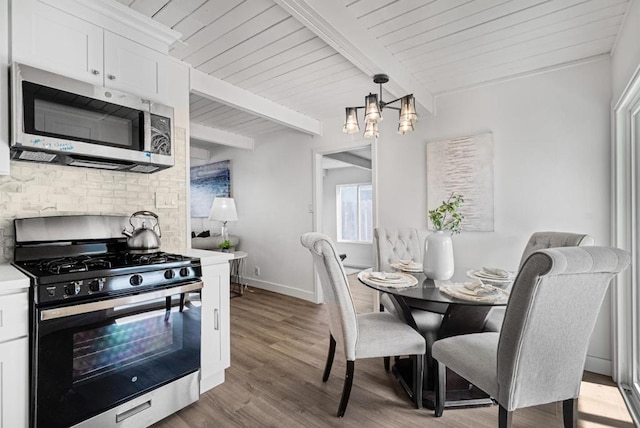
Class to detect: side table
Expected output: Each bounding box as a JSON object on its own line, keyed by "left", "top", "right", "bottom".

{"left": 228, "top": 251, "right": 248, "bottom": 297}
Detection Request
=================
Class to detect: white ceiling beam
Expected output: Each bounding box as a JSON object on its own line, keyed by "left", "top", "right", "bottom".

{"left": 190, "top": 122, "right": 255, "bottom": 150}
{"left": 275, "top": 0, "right": 434, "bottom": 115}
{"left": 190, "top": 68, "right": 322, "bottom": 136}
{"left": 324, "top": 152, "right": 371, "bottom": 170}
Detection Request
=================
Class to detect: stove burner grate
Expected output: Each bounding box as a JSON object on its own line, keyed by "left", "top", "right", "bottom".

{"left": 39, "top": 256, "right": 113, "bottom": 274}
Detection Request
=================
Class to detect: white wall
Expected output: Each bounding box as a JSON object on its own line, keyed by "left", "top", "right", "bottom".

{"left": 612, "top": 0, "right": 640, "bottom": 103}
{"left": 322, "top": 166, "right": 373, "bottom": 268}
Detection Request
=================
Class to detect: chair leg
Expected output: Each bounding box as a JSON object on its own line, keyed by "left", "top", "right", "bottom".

{"left": 563, "top": 398, "right": 577, "bottom": 428}
{"left": 384, "top": 356, "right": 390, "bottom": 372}
{"left": 499, "top": 405, "right": 513, "bottom": 428}
{"left": 323, "top": 334, "right": 336, "bottom": 382}
{"left": 434, "top": 360, "right": 445, "bottom": 417}
{"left": 413, "top": 354, "right": 423, "bottom": 409}
{"left": 337, "top": 360, "right": 355, "bottom": 417}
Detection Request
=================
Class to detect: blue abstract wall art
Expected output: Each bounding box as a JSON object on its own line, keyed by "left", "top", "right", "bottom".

{"left": 190, "top": 160, "right": 231, "bottom": 218}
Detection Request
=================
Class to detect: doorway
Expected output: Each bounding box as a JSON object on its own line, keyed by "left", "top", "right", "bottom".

{"left": 312, "top": 141, "right": 377, "bottom": 302}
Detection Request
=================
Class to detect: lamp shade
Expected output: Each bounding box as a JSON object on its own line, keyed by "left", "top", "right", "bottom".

{"left": 208, "top": 197, "right": 238, "bottom": 222}
{"left": 399, "top": 95, "right": 417, "bottom": 124}
{"left": 397, "top": 118, "right": 414, "bottom": 135}
{"left": 342, "top": 107, "right": 360, "bottom": 134}
{"left": 363, "top": 121, "right": 379, "bottom": 139}
{"left": 364, "top": 93, "right": 382, "bottom": 123}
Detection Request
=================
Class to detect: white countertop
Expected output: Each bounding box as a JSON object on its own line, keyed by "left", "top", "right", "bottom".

{"left": 185, "top": 248, "right": 234, "bottom": 266}
{"left": 0, "top": 264, "right": 30, "bottom": 294}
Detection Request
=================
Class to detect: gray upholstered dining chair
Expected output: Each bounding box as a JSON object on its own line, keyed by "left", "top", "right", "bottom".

{"left": 374, "top": 227, "right": 443, "bottom": 375}
{"left": 301, "top": 232, "right": 426, "bottom": 417}
{"left": 432, "top": 246, "right": 630, "bottom": 427}
{"left": 483, "top": 231, "right": 595, "bottom": 333}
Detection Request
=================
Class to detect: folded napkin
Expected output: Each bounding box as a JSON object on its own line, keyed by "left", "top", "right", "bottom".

{"left": 481, "top": 266, "right": 509, "bottom": 278}
{"left": 391, "top": 260, "right": 423, "bottom": 272}
{"left": 439, "top": 280, "right": 509, "bottom": 303}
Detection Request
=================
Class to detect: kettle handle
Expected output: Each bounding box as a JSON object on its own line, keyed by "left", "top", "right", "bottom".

{"left": 129, "top": 211, "right": 162, "bottom": 238}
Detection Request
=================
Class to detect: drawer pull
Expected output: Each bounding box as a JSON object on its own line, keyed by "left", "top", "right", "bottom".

{"left": 116, "top": 400, "right": 151, "bottom": 422}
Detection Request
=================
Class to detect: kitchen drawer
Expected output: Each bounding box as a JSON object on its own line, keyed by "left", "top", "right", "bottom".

{"left": 0, "top": 292, "right": 28, "bottom": 343}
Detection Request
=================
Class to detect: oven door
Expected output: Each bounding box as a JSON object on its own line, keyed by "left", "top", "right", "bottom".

{"left": 33, "top": 282, "right": 202, "bottom": 428}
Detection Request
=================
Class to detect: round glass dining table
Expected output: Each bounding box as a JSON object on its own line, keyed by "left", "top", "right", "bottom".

{"left": 357, "top": 269, "right": 510, "bottom": 410}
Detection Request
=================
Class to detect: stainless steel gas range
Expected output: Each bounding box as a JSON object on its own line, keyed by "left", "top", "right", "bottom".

{"left": 12, "top": 215, "right": 202, "bottom": 428}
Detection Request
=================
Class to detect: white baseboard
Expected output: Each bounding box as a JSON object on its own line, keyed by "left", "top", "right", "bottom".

{"left": 585, "top": 355, "right": 612, "bottom": 376}
{"left": 245, "top": 277, "right": 317, "bottom": 303}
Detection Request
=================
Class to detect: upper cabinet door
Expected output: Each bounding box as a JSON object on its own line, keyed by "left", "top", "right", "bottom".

{"left": 104, "top": 32, "right": 168, "bottom": 101}
{"left": 12, "top": 0, "right": 103, "bottom": 85}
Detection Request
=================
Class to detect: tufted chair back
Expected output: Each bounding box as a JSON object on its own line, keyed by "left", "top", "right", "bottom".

{"left": 484, "top": 231, "right": 596, "bottom": 333}
{"left": 518, "top": 231, "right": 595, "bottom": 270}
{"left": 374, "top": 228, "right": 423, "bottom": 272}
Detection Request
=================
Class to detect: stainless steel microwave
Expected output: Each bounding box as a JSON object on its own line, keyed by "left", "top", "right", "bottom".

{"left": 10, "top": 63, "right": 174, "bottom": 173}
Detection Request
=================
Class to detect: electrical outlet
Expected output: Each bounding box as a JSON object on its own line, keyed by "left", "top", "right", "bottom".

{"left": 254, "top": 266, "right": 261, "bottom": 276}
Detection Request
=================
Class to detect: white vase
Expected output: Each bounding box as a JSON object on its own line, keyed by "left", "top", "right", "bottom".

{"left": 423, "top": 230, "right": 454, "bottom": 280}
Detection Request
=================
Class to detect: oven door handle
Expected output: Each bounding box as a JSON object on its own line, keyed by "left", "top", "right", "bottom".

{"left": 40, "top": 281, "right": 203, "bottom": 321}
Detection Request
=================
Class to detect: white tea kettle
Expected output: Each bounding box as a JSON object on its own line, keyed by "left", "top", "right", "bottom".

{"left": 122, "top": 211, "right": 162, "bottom": 254}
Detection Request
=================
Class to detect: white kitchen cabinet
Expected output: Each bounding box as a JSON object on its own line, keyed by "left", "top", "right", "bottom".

{"left": 0, "top": 289, "right": 28, "bottom": 428}
{"left": 104, "top": 32, "right": 169, "bottom": 102}
{"left": 11, "top": 0, "right": 173, "bottom": 104}
{"left": 12, "top": 0, "right": 104, "bottom": 85}
{"left": 0, "top": 337, "right": 28, "bottom": 428}
{"left": 199, "top": 260, "right": 231, "bottom": 393}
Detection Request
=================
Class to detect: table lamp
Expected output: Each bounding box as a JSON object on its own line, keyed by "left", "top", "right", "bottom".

{"left": 208, "top": 197, "right": 238, "bottom": 242}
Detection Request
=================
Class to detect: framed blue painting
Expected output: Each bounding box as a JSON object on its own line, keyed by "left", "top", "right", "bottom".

{"left": 190, "top": 160, "right": 231, "bottom": 218}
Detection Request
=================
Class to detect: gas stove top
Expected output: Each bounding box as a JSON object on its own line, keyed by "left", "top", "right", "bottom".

{"left": 13, "top": 215, "right": 202, "bottom": 306}
{"left": 18, "top": 251, "right": 196, "bottom": 278}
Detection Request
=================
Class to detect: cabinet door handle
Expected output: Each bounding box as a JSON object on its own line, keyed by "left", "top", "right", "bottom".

{"left": 107, "top": 74, "right": 116, "bottom": 80}
{"left": 214, "top": 309, "right": 219, "bottom": 330}
{"left": 91, "top": 69, "right": 100, "bottom": 75}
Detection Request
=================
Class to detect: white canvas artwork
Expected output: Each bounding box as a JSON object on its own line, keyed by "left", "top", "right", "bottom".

{"left": 427, "top": 132, "right": 494, "bottom": 232}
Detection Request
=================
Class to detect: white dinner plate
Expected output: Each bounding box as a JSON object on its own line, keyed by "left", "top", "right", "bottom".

{"left": 358, "top": 271, "right": 418, "bottom": 288}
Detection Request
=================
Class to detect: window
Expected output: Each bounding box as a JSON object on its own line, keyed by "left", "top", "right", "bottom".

{"left": 337, "top": 183, "right": 372, "bottom": 243}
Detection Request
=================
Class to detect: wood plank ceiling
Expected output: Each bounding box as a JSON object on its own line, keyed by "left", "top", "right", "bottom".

{"left": 118, "top": 0, "right": 630, "bottom": 139}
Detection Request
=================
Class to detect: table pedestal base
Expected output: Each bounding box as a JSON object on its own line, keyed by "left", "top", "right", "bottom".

{"left": 392, "top": 358, "right": 494, "bottom": 410}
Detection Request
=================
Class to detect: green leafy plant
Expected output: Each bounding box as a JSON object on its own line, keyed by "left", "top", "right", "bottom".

{"left": 428, "top": 193, "right": 464, "bottom": 234}
{"left": 219, "top": 240, "right": 231, "bottom": 250}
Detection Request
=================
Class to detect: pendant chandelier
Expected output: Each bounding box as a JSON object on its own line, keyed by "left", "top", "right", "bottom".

{"left": 342, "top": 74, "right": 417, "bottom": 138}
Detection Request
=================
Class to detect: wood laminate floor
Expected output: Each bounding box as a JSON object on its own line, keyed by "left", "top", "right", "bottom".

{"left": 153, "top": 276, "right": 634, "bottom": 428}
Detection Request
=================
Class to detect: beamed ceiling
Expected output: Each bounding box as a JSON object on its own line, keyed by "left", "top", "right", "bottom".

{"left": 117, "top": 0, "right": 630, "bottom": 140}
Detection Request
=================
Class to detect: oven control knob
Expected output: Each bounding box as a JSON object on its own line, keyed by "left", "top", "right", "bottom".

{"left": 89, "top": 279, "right": 104, "bottom": 292}
{"left": 64, "top": 282, "right": 81, "bottom": 296}
{"left": 164, "top": 269, "right": 175, "bottom": 279}
{"left": 179, "top": 267, "right": 190, "bottom": 277}
{"left": 130, "top": 274, "right": 143, "bottom": 286}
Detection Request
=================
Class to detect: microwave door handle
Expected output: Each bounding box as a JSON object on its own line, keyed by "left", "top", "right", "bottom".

{"left": 40, "top": 281, "right": 203, "bottom": 321}
{"left": 143, "top": 109, "right": 152, "bottom": 152}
